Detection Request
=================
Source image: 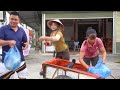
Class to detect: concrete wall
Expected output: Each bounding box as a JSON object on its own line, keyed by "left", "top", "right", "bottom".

{"left": 115, "top": 12, "right": 120, "bottom": 42}
{"left": 114, "top": 11, "right": 120, "bottom": 53}
{"left": 45, "top": 11, "right": 113, "bottom": 19}
{"left": 0, "top": 11, "right": 3, "bottom": 20}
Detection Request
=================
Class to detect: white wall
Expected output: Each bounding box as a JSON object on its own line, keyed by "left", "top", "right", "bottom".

{"left": 45, "top": 11, "right": 113, "bottom": 20}
{"left": 0, "top": 11, "right": 3, "bottom": 20}
{"left": 0, "top": 22, "right": 4, "bottom": 27}
{"left": 5, "top": 12, "right": 10, "bottom": 25}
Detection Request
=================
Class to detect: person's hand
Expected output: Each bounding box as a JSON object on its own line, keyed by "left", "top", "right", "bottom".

{"left": 86, "top": 65, "right": 90, "bottom": 70}
{"left": 39, "top": 36, "right": 46, "bottom": 41}
{"left": 22, "top": 42, "right": 29, "bottom": 50}
{"left": 103, "top": 60, "right": 106, "bottom": 64}
{"left": 8, "top": 40, "right": 16, "bottom": 47}
{"left": 44, "top": 41, "right": 50, "bottom": 46}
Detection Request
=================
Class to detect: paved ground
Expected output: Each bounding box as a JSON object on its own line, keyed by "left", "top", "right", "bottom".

{"left": 25, "top": 48, "right": 120, "bottom": 79}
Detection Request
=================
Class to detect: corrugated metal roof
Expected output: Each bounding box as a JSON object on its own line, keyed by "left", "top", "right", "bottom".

{"left": 7, "top": 11, "right": 42, "bottom": 31}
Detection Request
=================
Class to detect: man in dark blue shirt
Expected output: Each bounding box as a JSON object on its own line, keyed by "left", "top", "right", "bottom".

{"left": 0, "top": 11, "right": 29, "bottom": 79}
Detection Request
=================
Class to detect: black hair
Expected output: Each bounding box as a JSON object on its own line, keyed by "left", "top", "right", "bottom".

{"left": 10, "top": 11, "right": 20, "bottom": 17}
{"left": 89, "top": 34, "right": 96, "bottom": 40}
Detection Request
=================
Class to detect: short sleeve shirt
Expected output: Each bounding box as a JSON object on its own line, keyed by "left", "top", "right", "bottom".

{"left": 0, "top": 24, "right": 27, "bottom": 63}
{"left": 50, "top": 30, "right": 68, "bottom": 52}
{"left": 80, "top": 37, "right": 104, "bottom": 58}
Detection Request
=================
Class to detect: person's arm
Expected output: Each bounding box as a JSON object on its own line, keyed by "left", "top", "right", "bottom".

{"left": 39, "top": 34, "right": 61, "bottom": 42}
{"left": 0, "top": 39, "right": 9, "bottom": 46}
{"left": 22, "top": 30, "right": 29, "bottom": 50}
{"left": 0, "top": 27, "right": 16, "bottom": 47}
{"left": 79, "top": 51, "right": 90, "bottom": 70}
{"left": 99, "top": 47, "right": 106, "bottom": 64}
{"left": 97, "top": 38, "right": 107, "bottom": 64}
{"left": 46, "top": 34, "right": 60, "bottom": 41}
{"left": 79, "top": 41, "right": 90, "bottom": 70}
{"left": 0, "top": 27, "right": 8, "bottom": 46}
{"left": 0, "top": 39, "right": 16, "bottom": 47}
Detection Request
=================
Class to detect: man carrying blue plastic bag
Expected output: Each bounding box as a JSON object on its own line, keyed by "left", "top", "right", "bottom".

{"left": 0, "top": 11, "right": 29, "bottom": 79}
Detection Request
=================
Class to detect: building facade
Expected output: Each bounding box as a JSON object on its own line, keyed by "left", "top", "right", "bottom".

{"left": 41, "top": 11, "right": 120, "bottom": 54}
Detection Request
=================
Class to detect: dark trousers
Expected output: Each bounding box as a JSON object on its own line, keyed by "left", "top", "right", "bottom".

{"left": 55, "top": 49, "right": 70, "bottom": 60}
{"left": 83, "top": 55, "right": 99, "bottom": 66}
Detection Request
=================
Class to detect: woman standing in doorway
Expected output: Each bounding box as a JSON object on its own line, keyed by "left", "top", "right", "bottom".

{"left": 39, "top": 19, "right": 70, "bottom": 60}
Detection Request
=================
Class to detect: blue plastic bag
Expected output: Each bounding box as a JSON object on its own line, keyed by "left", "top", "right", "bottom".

{"left": 4, "top": 45, "right": 21, "bottom": 70}
{"left": 88, "top": 58, "right": 111, "bottom": 78}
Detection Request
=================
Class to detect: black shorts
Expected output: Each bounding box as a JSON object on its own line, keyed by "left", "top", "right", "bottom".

{"left": 56, "top": 49, "right": 70, "bottom": 60}
{"left": 83, "top": 55, "right": 99, "bottom": 66}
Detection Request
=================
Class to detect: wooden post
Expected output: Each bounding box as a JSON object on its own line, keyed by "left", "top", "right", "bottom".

{"left": 74, "top": 20, "right": 77, "bottom": 41}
